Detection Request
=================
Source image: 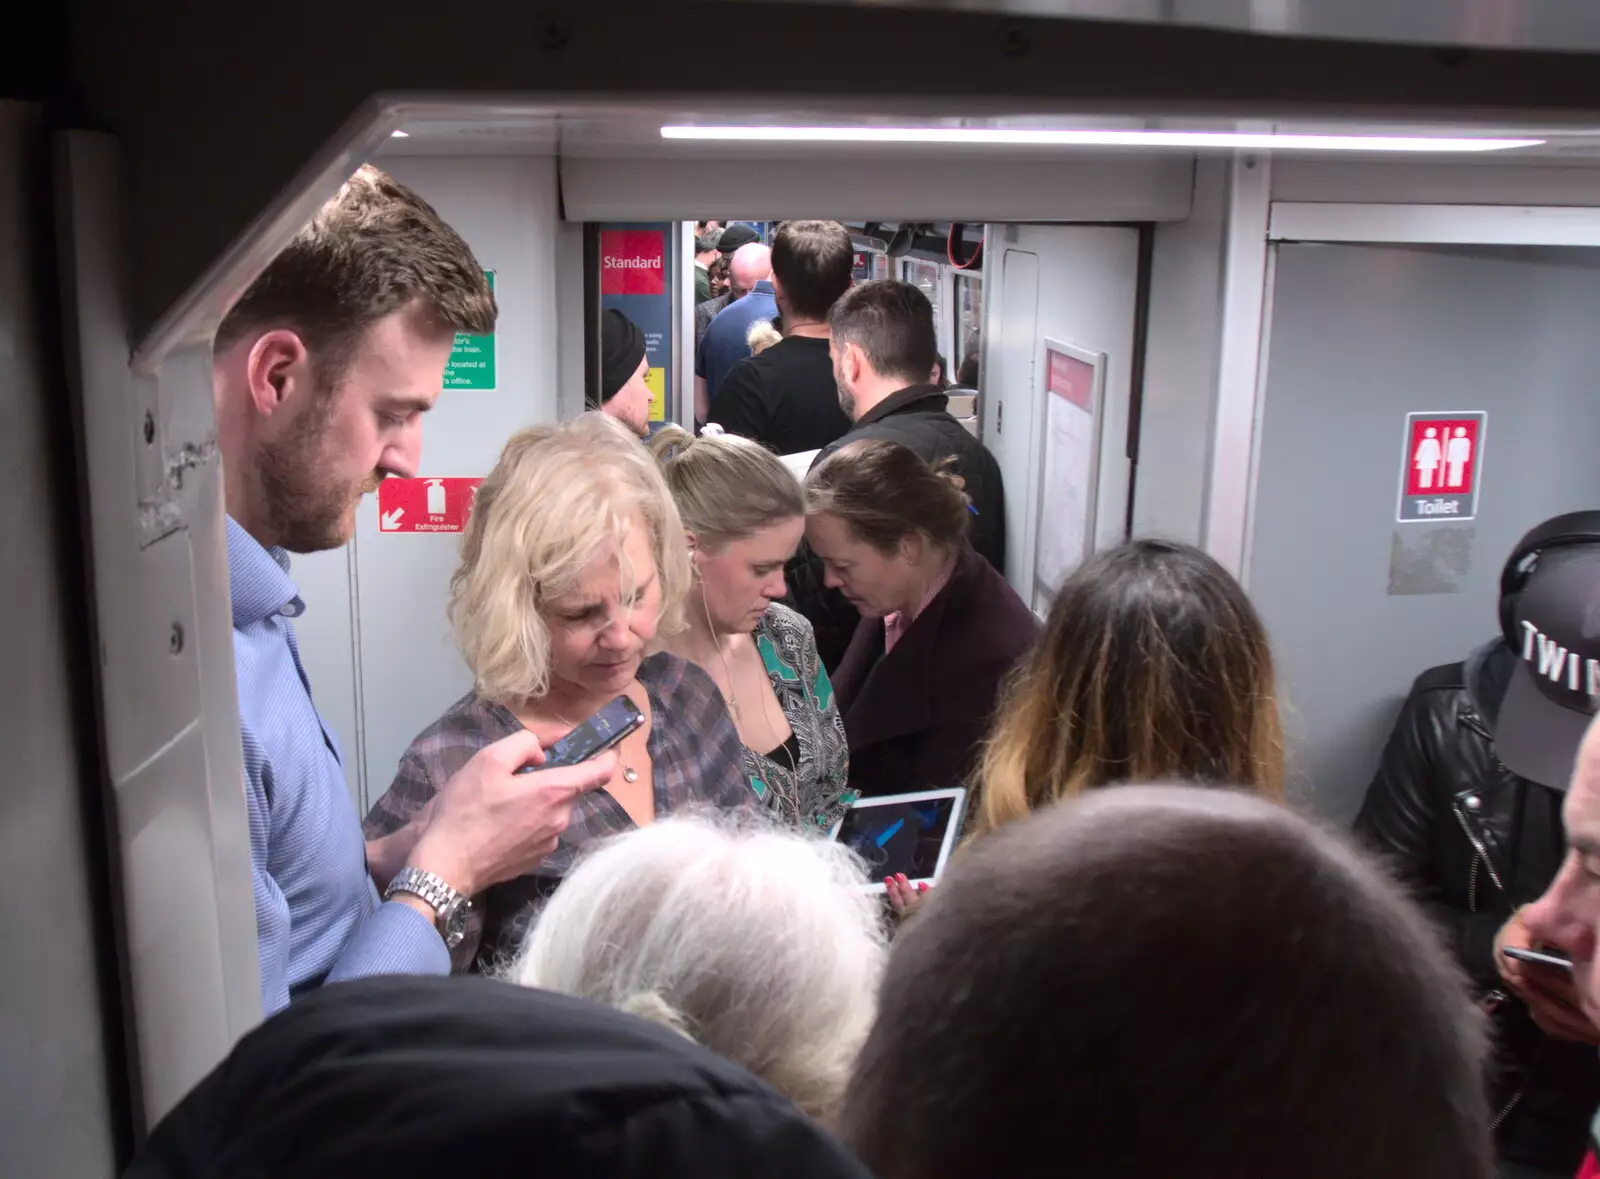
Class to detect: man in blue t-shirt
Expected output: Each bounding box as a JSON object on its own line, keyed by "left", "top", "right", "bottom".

{"left": 694, "top": 242, "right": 774, "bottom": 420}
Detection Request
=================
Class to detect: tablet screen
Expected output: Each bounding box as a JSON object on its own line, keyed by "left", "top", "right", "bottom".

{"left": 834, "top": 796, "right": 960, "bottom": 882}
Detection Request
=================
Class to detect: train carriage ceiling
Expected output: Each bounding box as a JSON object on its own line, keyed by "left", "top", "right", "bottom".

{"left": 50, "top": 0, "right": 1600, "bottom": 345}
{"left": 742, "top": 0, "right": 1600, "bottom": 54}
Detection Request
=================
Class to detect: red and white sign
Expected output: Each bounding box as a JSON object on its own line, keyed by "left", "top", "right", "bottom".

{"left": 377, "top": 477, "right": 483, "bottom": 534}
{"left": 1047, "top": 349, "right": 1096, "bottom": 412}
{"left": 599, "top": 229, "right": 666, "bottom": 296}
{"left": 1397, "top": 411, "right": 1487, "bottom": 522}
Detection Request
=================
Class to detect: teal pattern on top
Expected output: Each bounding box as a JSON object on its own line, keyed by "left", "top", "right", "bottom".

{"left": 745, "top": 602, "right": 855, "bottom": 832}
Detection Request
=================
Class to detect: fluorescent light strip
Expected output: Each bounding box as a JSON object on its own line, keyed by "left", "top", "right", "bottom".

{"left": 391, "top": 129, "right": 410, "bottom": 138}
{"left": 660, "top": 125, "right": 1543, "bottom": 153}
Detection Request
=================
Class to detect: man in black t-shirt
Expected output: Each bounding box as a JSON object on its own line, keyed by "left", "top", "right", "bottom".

{"left": 705, "top": 220, "right": 853, "bottom": 455}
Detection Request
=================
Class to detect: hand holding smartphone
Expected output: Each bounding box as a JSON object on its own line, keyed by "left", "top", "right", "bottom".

{"left": 1501, "top": 946, "right": 1574, "bottom": 973}
{"left": 517, "top": 696, "right": 645, "bottom": 773}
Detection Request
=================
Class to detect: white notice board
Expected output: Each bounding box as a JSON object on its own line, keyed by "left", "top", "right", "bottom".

{"left": 1032, "top": 338, "right": 1106, "bottom": 616}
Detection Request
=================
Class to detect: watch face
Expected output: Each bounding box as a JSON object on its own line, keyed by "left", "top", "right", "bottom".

{"left": 441, "top": 899, "right": 470, "bottom": 951}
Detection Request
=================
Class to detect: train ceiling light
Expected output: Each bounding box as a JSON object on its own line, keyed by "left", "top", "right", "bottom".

{"left": 660, "top": 126, "right": 1543, "bottom": 152}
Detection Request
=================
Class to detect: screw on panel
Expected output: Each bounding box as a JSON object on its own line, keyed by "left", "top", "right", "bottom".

{"left": 169, "top": 622, "right": 184, "bottom": 655}
{"left": 143, "top": 411, "right": 155, "bottom": 445}
{"left": 534, "top": 12, "right": 572, "bottom": 49}
{"left": 998, "top": 24, "right": 1032, "bottom": 58}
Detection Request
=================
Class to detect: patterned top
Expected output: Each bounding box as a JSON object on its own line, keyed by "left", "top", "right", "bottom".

{"left": 362, "top": 652, "right": 752, "bottom": 972}
{"left": 746, "top": 603, "right": 856, "bottom": 835}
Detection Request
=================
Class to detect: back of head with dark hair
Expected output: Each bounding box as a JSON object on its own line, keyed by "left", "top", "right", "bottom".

{"left": 977, "top": 537, "right": 1284, "bottom": 832}
{"left": 828, "top": 279, "right": 938, "bottom": 386}
{"left": 805, "top": 439, "right": 970, "bottom": 553}
{"left": 839, "top": 786, "right": 1492, "bottom": 1179}
{"left": 216, "top": 164, "right": 495, "bottom": 386}
{"left": 771, "top": 220, "right": 854, "bottom": 322}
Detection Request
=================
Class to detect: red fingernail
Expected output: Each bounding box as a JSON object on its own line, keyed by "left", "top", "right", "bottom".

{"left": 883, "top": 877, "right": 892, "bottom": 886}
{"left": 918, "top": 882, "right": 929, "bottom": 893}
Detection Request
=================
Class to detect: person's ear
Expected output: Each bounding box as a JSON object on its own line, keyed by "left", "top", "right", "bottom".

{"left": 847, "top": 342, "right": 868, "bottom": 386}
{"left": 900, "top": 532, "right": 925, "bottom": 566}
{"left": 244, "top": 329, "right": 314, "bottom": 421}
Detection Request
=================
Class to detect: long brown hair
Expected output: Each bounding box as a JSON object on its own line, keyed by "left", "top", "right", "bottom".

{"left": 975, "top": 539, "right": 1284, "bottom": 833}
{"left": 804, "top": 439, "right": 970, "bottom": 553}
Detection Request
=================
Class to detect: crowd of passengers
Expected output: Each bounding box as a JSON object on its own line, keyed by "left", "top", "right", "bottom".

{"left": 126, "top": 166, "right": 1600, "bottom": 1179}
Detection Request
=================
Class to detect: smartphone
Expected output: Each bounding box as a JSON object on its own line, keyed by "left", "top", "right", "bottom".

{"left": 1502, "top": 946, "right": 1574, "bottom": 973}
{"left": 517, "top": 695, "right": 644, "bottom": 773}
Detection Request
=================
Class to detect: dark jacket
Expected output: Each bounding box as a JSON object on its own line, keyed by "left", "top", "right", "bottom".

{"left": 832, "top": 544, "right": 1038, "bottom": 799}
{"left": 788, "top": 383, "right": 1009, "bottom": 671}
{"left": 125, "top": 975, "right": 876, "bottom": 1179}
{"left": 1353, "top": 640, "right": 1600, "bottom": 1174}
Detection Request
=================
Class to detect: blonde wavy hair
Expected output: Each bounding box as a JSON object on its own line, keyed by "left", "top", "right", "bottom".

{"left": 975, "top": 538, "right": 1284, "bottom": 835}
{"left": 646, "top": 424, "right": 805, "bottom": 549}
{"left": 451, "top": 412, "right": 691, "bottom": 705}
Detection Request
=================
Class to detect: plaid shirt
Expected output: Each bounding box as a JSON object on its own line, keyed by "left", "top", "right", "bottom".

{"left": 363, "top": 652, "right": 751, "bottom": 971}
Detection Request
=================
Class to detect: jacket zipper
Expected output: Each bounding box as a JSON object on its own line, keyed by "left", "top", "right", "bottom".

{"left": 1454, "top": 768, "right": 1539, "bottom": 1134}
{"left": 1453, "top": 803, "right": 1505, "bottom": 895}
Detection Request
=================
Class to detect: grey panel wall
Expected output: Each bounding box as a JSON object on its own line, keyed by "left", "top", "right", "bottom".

{"left": 1133, "top": 159, "right": 1227, "bottom": 545}
{"left": 1249, "top": 242, "right": 1600, "bottom": 823}
{"left": 983, "top": 225, "right": 1142, "bottom": 594}
{"left": 0, "top": 102, "right": 122, "bottom": 1177}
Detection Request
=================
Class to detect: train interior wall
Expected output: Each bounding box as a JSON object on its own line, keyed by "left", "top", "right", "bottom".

{"left": 1249, "top": 240, "right": 1600, "bottom": 822}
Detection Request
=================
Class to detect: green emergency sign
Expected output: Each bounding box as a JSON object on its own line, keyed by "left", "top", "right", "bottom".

{"left": 446, "top": 270, "right": 496, "bottom": 390}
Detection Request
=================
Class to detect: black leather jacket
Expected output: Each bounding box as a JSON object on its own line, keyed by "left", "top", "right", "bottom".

{"left": 1354, "top": 640, "right": 1600, "bottom": 1173}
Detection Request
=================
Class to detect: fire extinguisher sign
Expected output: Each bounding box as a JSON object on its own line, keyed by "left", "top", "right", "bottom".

{"left": 377, "top": 477, "right": 484, "bottom": 534}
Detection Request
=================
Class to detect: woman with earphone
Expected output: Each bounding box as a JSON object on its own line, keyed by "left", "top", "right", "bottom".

{"left": 650, "top": 425, "right": 855, "bottom": 834}
{"left": 1355, "top": 509, "right": 1600, "bottom": 1179}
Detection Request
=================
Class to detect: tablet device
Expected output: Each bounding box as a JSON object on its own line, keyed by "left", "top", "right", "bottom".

{"left": 828, "top": 788, "right": 968, "bottom": 894}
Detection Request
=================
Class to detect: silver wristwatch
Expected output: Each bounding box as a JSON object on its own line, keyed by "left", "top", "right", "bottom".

{"left": 385, "top": 867, "right": 471, "bottom": 951}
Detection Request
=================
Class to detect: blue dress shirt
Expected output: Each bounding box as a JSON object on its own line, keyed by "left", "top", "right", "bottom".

{"left": 228, "top": 517, "right": 448, "bottom": 1014}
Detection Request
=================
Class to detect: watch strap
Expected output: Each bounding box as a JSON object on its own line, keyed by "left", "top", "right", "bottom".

{"left": 384, "top": 866, "right": 467, "bottom": 918}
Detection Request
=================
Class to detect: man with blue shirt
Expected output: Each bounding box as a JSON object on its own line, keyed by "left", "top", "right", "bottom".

{"left": 212, "top": 165, "right": 616, "bottom": 1014}
{"left": 694, "top": 242, "right": 774, "bottom": 420}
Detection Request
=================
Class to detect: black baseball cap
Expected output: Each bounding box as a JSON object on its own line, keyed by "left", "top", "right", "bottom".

{"left": 716, "top": 223, "right": 761, "bottom": 254}
{"left": 1495, "top": 543, "right": 1600, "bottom": 789}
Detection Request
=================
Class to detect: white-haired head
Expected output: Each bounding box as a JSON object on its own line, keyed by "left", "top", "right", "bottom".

{"left": 508, "top": 812, "right": 887, "bottom": 1121}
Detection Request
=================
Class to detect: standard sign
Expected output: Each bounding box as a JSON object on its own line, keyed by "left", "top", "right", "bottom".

{"left": 1396, "top": 410, "right": 1487, "bottom": 523}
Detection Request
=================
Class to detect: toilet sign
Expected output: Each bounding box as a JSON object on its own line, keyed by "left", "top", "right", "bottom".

{"left": 377, "top": 476, "right": 484, "bottom": 534}
{"left": 1397, "top": 411, "right": 1487, "bottom": 522}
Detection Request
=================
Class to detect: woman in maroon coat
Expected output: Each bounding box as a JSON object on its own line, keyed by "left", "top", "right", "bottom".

{"left": 803, "top": 439, "right": 1039, "bottom": 800}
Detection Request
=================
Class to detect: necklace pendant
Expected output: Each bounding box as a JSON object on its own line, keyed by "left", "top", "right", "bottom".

{"left": 622, "top": 766, "right": 639, "bottom": 783}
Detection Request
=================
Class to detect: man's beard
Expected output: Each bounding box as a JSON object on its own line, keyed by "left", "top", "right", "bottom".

{"left": 835, "top": 368, "right": 857, "bottom": 421}
{"left": 256, "top": 393, "right": 379, "bottom": 553}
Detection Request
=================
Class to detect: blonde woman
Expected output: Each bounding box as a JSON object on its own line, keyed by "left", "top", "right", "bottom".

{"left": 364, "top": 413, "right": 752, "bottom": 970}
{"left": 886, "top": 537, "right": 1283, "bottom": 915}
{"left": 650, "top": 425, "right": 853, "bottom": 833}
